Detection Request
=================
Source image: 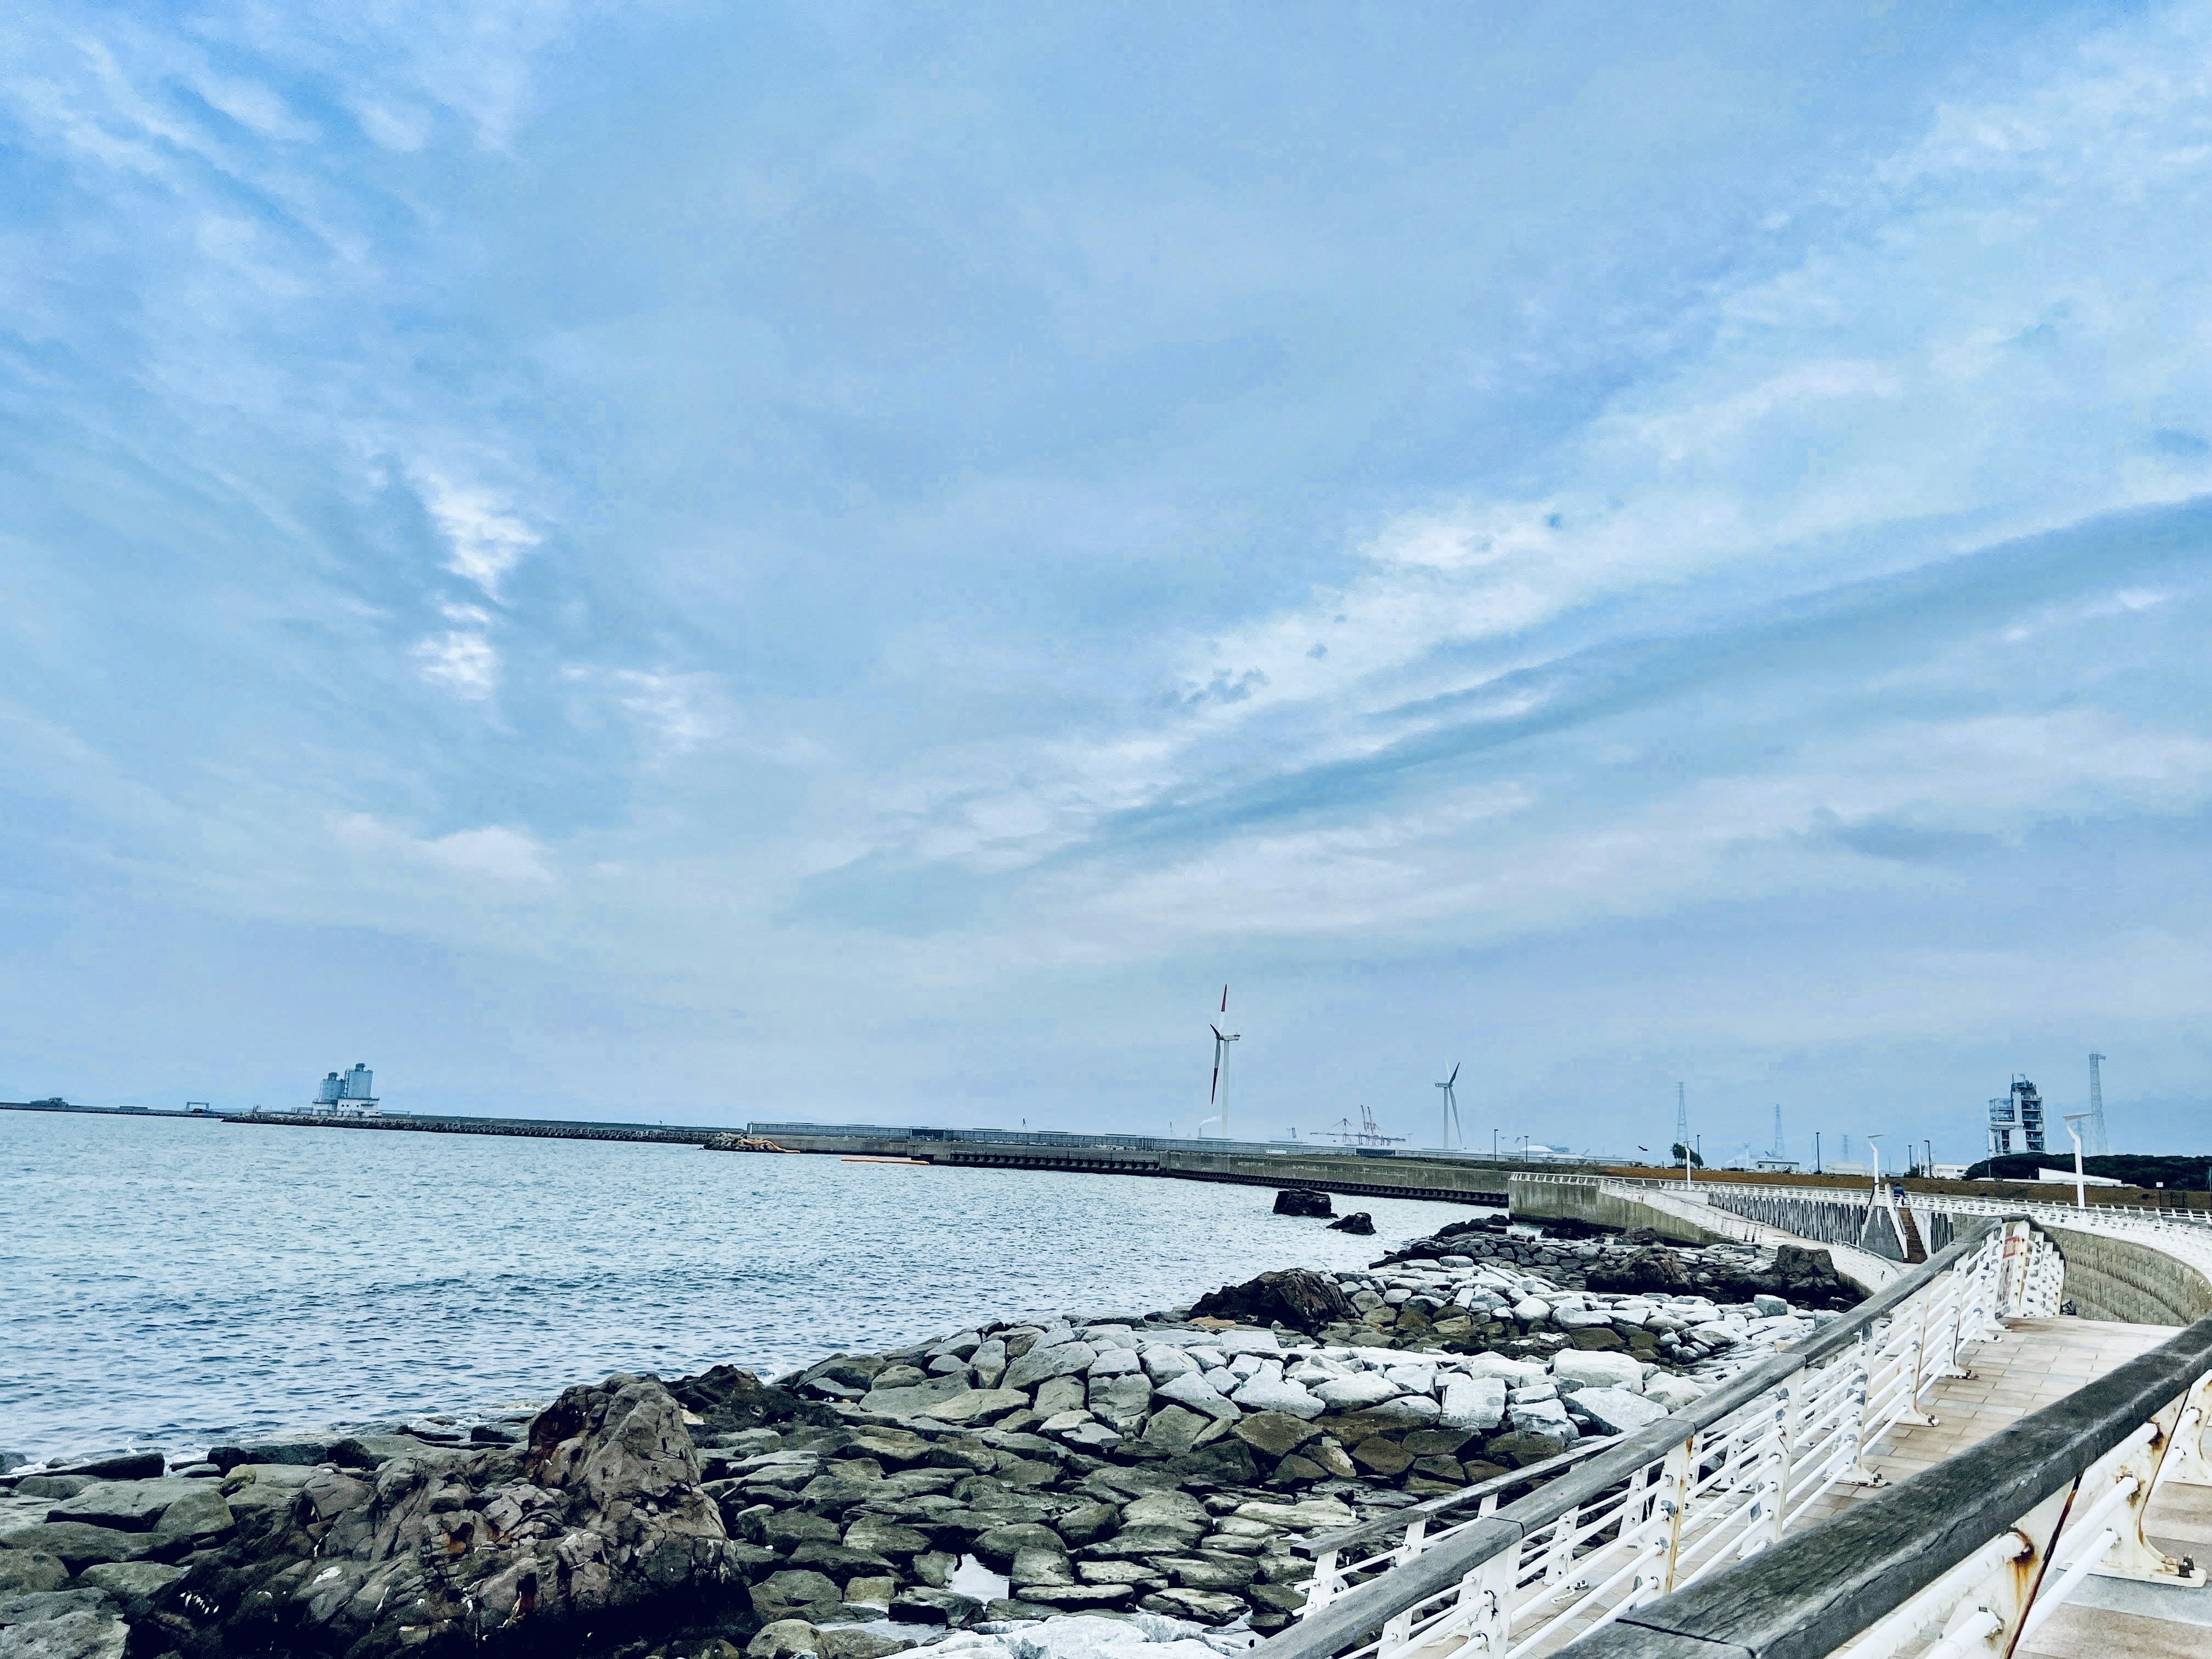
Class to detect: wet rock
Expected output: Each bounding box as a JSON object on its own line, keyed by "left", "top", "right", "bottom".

{"left": 1139, "top": 1587, "right": 1249, "bottom": 1624}
{"left": 0, "top": 1601, "right": 129, "bottom": 1659}
{"left": 1327, "top": 1213, "right": 1376, "bottom": 1236}
{"left": 753, "top": 1569, "right": 844, "bottom": 1622}
{"left": 0, "top": 1554, "right": 67, "bottom": 1598}
{"left": 749, "top": 1617, "right": 826, "bottom": 1658}
{"left": 71, "top": 1559, "right": 182, "bottom": 1620}
{"left": 28, "top": 1453, "right": 164, "bottom": 1484}
{"left": 0, "top": 1528, "right": 150, "bottom": 1574}
{"left": 1139, "top": 1408, "right": 1212, "bottom": 1457}
{"left": 1485, "top": 1430, "right": 1569, "bottom": 1468}
{"left": 889, "top": 1585, "right": 985, "bottom": 1626}
{"left": 172, "top": 1373, "right": 747, "bottom": 1656}
{"left": 675, "top": 1365, "right": 837, "bottom": 1438}
{"left": 1349, "top": 1438, "right": 1412, "bottom": 1478}
{"left": 1232, "top": 1414, "right": 1321, "bottom": 1459}
{"left": 1271, "top": 1189, "right": 1334, "bottom": 1218}
{"left": 1584, "top": 1247, "right": 1693, "bottom": 1297}
{"left": 1187, "top": 1270, "right": 1354, "bottom": 1335}
{"left": 1152, "top": 1374, "right": 1237, "bottom": 1423}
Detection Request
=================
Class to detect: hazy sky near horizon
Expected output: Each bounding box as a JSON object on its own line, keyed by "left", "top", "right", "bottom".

{"left": 6, "top": 2, "right": 2211, "bottom": 1161}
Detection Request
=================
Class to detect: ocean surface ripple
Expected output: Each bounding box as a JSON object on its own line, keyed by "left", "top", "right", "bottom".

{"left": 2, "top": 1112, "right": 1488, "bottom": 1461}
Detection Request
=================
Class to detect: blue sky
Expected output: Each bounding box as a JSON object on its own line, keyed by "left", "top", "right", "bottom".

{"left": 5, "top": 2, "right": 2210, "bottom": 1162}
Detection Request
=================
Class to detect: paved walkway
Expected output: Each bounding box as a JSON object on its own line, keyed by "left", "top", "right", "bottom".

{"left": 1801, "top": 1315, "right": 2212, "bottom": 1656}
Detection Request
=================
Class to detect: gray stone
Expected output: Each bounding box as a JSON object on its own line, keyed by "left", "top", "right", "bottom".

{"left": 1153, "top": 1373, "right": 1239, "bottom": 1422}
{"left": 860, "top": 1377, "right": 972, "bottom": 1416}
{"left": 0, "top": 1605, "right": 129, "bottom": 1659}
{"left": 1439, "top": 1377, "right": 1507, "bottom": 1431}
{"left": 1139, "top": 1346, "right": 1198, "bottom": 1382}
{"left": 748, "top": 1618, "right": 825, "bottom": 1658}
{"left": 1551, "top": 1350, "right": 1645, "bottom": 1392}
{"left": 1228, "top": 1374, "right": 1324, "bottom": 1420}
{"left": 1085, "top": 1348, "right": 1143, "bottom": 1378}
{"left": 39, "top": 1480, "right": 198, "bottom": 1532}
{"left": 0, "top": 1528, "right": 150, "bottom": 1573}
{"left": 1088, "top": 1374, "right": 1154, "bottom": 1431}
{"left": 1366, "top": 1394, "right": 1441, "bottom": 1426}
{"left": 888, "top": 1586, "right": 985, "bottom": 1626}
{"left": 1139, "top": 1407, "right": 1210, "bottom": 1456}
{"left": 1002, "top": 1342, "right": 1097, "bottom": 1392}
{"left": 149, "top": 1486, "right": 232, "bottom": 1548}
{"left": 1139, "top": 1587, "right": 1249, "bottom": 1624}
{"left": 1566, "top": 1387, "right": 1669, "bottom": 1436}
{"left": 919, "top": 1389, "right": 1029, "bottom": 1425}
{"left": 1310, "top": 1373, "right": 1401, "bottom": 1410}
{"left": 970, "top": 1339, "right": 1009, "bottom": 1387}
{"left": 1753, "top": 1294, "right": 1790, "bottom": 1317}
{"left": 0, "top": 1555, "right": 67, "bottom": 1599}
{"left": 71, "top": 1560, "right": 182, "bottom": 1617}
{"left": 1509, "top": 1399, "right": 1575, "bottom": 1438}
{"left": 1009, "top": 1544, "right": 1075, "bottom": 1588}
{"left": 752, "top": 1569, "right": 845, "bottom": 1621}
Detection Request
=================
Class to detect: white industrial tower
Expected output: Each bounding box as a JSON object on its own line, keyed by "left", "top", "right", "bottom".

{"left": 1674, "top": 1082, "right": 1689, "bottom": 1155}
{"left": 2086, "top": 1053, "right": 2111, "bottom": 1156}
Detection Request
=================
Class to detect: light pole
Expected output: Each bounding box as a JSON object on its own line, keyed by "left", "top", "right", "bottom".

{"left": 2064, "top": 1113, "right": 2089, "bottom": 1210}
{"left": 1493, "top": 1127, "right": 1499, "bottom": 1163}
{"left": 1866, "top": 1134, "right": 1884, "bottom": 1196}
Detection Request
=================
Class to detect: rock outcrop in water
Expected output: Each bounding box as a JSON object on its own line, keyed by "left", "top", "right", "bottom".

{"left": 1269, "top": 1190, "right": 1332, "bottom": 1218}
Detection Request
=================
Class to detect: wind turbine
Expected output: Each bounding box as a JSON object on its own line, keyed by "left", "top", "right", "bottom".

{"left": 1435, "top": 1063, "right": 1462, "bottom": 1150}
{"left": 1209, "top": 985, "right": 1240, "bottom": 1139}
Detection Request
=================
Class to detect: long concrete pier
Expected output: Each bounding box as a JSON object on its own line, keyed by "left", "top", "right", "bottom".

{"left": 209, "top": 1109, "right": 1526, "bottom": 1204}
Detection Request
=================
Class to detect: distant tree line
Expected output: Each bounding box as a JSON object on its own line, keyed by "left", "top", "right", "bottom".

{"left": 1963, "top": 1152, "right": 2210, "bottom": 1189}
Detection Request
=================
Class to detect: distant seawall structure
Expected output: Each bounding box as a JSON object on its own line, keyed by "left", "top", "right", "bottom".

{"left": 209, "top": 1109, "right": 1522, "bottom": 1205}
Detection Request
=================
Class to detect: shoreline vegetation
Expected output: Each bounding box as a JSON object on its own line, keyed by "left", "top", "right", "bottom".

{"left": 0, "top": 1214, "right": 1858, "bottom": 1659}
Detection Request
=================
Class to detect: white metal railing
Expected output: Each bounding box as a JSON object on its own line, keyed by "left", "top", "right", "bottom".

{"left": 1285, "top": 1221, "right": 2055, "bottom": 1659}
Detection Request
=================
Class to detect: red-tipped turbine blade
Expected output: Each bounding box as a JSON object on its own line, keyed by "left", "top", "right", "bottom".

{"left": 1220, "top": 985, "right": 1228, "bottom": 1013}
{"left": 1210, "top": 1066, "right": 1220, "bottom": 1103}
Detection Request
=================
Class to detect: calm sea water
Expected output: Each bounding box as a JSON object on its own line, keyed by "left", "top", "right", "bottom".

{"left": 1, "top": 1112, "right": 1488, "bottom": 1463}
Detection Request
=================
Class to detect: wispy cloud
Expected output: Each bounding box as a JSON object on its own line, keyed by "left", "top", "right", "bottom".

{"left": 416, "top": 474, "right": 539, "bottom": 599}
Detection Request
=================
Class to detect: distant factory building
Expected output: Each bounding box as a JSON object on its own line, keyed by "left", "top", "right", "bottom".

{"left": 309, "top": 1063, "right": 380, "bottom": 1116}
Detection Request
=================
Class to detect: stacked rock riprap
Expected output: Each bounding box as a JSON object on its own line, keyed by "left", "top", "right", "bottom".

{"left": 0, "top": 1237, "right": 1844, "bottom": 1658}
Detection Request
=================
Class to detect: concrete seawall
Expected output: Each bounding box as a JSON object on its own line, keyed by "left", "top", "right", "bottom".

{"left": 2039, "top": 1221, "right": 2212, "bottom": 1324}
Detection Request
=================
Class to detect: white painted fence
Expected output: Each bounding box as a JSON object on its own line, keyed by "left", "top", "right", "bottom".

{"left": 1281, "top": 1221, "right": 2055, "bottom": 1659}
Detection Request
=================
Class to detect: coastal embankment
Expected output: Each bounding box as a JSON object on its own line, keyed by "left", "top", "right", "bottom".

{"left": 207, "top": 1112, "right": 1530, "bottom": 1205}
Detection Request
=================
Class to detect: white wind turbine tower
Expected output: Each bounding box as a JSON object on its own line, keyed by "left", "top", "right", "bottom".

{"left": 1207, "top": 985, "right": 1240, "bottom": 1139}
{"left": 1435, "top": 1063, "right": 1462, "bottom": 1150}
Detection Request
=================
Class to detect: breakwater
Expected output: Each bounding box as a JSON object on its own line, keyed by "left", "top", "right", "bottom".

{"left": 221, "top": 1112, "right": 1528, "bottom": 1205}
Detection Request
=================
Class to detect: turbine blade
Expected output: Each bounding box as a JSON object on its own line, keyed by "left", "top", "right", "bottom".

{"left": 1211, "top": 1024, "right": 1224, "bottom": 1040}
{"left": 1449, "top": 1062, "right": 1460, "bottom": 1085}
{"left": 1211, "top": 1066, "right": 1220, "bottom": 1103}
{"left": 1221, "top": 984, "right": 1228, "bottom": 1013}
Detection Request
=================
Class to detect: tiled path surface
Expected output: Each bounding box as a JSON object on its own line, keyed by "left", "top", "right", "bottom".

{"left": 1804, "top": 1316, "right": 2212, "bottom": 1656}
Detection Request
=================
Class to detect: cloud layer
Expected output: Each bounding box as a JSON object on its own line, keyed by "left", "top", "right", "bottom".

{"left": 4, "top": 2, "right": 2211, "bottom": 1161}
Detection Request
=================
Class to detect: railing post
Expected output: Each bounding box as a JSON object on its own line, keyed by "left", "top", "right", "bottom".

{"left": 1741, "top": 1381, "right": 1794, "bottom": 1555}
{"left": 1651, "top": 1433, "right": 1696, "bottom": 1594}
{"left": 1301, "top": 1547, "right": 1339, "bottom": 1616}
{"left": 1835, "top": 1334, "right": 1885, "bottom": 1487}
{"left": 2095, "top": 1403, "right": 2211, "bottom": 1586}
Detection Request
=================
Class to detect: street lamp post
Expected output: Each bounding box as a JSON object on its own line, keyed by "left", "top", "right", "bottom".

{"left": 1866, "top": 1134, "right": 1884, "bottom": 1197}
{"left": 2064, "top": 1113, "right": 2090, "bottom": 1210}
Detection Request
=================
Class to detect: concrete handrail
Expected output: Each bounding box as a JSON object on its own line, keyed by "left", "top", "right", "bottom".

{"left": 1262, "top": 1224, "right": 2001, "bottom": 1659}
{"left": 1555, "top": 1311, "right": 2212, "bottom": 1658}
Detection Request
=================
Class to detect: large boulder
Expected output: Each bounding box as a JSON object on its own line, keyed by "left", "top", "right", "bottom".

{"left": 1583, "top": 1248, "right": 1692, "bottom": 1297}
{"left": 143, "top": 1374, "right": 748, "bottom": 1657}
{"left": 1326, "top": 1212, "right": 1375, "bottom": 1235}
{"left": 1187, "top": 1271, "right": 1354, "bottom": 1334}
{"left": 1271, "top": 1190, "right": 1334, "bottom": 1218}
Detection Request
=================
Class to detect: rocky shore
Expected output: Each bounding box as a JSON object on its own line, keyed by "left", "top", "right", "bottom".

{"left": 0, "top": 1226, "right": 1855, "bottom": 1659}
